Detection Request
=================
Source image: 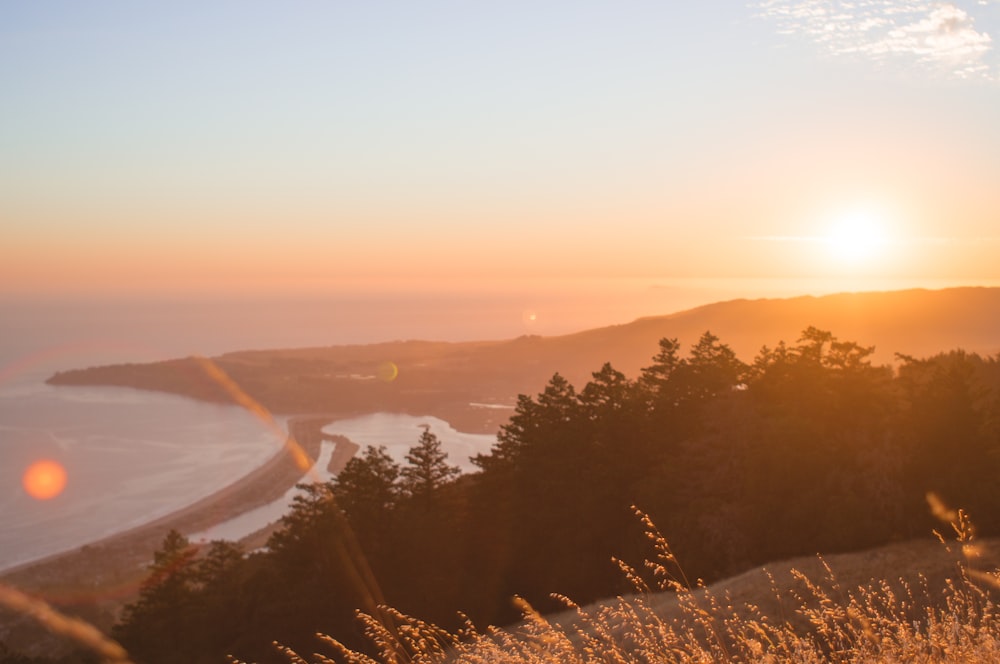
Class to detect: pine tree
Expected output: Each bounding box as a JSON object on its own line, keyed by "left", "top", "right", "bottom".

{"left": 401, "top": 429, "right": 460, "bottom": 504}
{"left": 332, "top": 445, "right": 402, "bottom": 562}
{"left": 112, "top": 530, "right": 198, "bottom": 663}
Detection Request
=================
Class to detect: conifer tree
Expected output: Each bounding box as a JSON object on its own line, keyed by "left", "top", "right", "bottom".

{"left": 401, "top": 429, "right": 460, "bottom": 504}
{"left": 112, "top": 530, "right": 198, "bottom": 663}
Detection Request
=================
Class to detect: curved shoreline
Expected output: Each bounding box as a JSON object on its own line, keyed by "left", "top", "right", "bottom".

{"left": 0, "top": 417, "right": 358, "bottom": 602}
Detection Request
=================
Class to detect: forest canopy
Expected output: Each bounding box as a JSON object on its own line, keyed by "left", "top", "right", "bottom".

{"left": 111, "top": 329, "right": 1000, "bottom": 663}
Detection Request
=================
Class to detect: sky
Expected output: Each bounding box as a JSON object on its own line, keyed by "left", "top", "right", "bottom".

{"left": 3, "top": 1, "right": 1000, "bottom": 301}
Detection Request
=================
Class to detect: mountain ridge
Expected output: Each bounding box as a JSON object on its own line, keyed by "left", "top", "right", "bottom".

{"left": 48, "top": 287, "right": 1000, "bottom": 433}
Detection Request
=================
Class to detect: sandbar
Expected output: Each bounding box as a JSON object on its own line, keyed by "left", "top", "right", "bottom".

{"left": 0, "top": 417, "right": 359, "bottom": 628}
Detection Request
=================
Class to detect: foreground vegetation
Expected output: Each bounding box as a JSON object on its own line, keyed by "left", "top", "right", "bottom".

{"left": 5, "top": 520, "right": 1000, "bottom": 663}
{"left": 102, "top": 327, "right": 1000, "bottom": 662}
{"left": 8, "top": 326, "right": 999, "bottom": 662}
{"left": 271, "top": 510, "right": 1000, "bottom": 664}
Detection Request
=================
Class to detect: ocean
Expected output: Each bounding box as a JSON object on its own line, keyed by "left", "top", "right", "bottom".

{"left": 0, "top": 368, "right": 295, "bottom": 570}
{"left": 2, "top": 279, "right": 957, "bottom": 570}
{"left": 1, "top": 289, "right": 647, "bottom": 571}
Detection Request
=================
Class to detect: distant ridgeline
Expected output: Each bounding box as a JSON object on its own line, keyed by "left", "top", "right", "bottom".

{"left": 102, "top": 312, "right": 1000, "bottom": 663}
{"left": 46, "top": 287, "right": 1000, "bottom": 435}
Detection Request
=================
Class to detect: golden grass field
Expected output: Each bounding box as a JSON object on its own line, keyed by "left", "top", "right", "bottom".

{"left": 271, "top": 509, "right": 1000, "bottom": 664}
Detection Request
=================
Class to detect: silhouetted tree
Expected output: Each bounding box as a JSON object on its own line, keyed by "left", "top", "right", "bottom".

{"left": 640, "top": 337, "right": 682, "bottom": 395}
{"left": 401, "top": 429, "right": 460, "bottom": 505}
{"left": 190, "top": 540, "right": 246, "bottom": 655}
{"left": 261, "top": 482, "right": 384, "bottom": 657}
{"left": 113, "top": 530, "right": 198, "bottom": 663}
{"left": 896, "top": 351, "right": 1000, "bottom": 533}
{"left": 112, "top": 329, "right": 1000, "bottom": 662}
{"left": 333, "top": 445, "right": 401, "bottom": 554}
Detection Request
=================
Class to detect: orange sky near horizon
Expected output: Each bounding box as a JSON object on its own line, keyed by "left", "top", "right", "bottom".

{"left": 5, "top": 199, "right": 998, "bottom": 298}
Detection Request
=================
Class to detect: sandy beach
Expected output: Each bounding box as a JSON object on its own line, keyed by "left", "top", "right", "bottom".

{"left": 0, "top": 417, "right": 359, "bottom": 652}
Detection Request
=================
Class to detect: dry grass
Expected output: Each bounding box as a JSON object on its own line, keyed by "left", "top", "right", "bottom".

{"left": 270, "top": 508, "right": 1000, "bottom": 664}
{"left": 9, "top": 506, "right": 999, "bottom": 663}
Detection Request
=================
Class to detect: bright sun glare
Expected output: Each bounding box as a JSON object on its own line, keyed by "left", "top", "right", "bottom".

{"left": 824, "top": 210, "right": 890, "bottom": 264}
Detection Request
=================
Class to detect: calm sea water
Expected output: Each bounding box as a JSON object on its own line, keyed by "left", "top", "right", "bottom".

{"left": 0, "top": 369, "right": 497, "bottom": 570}
{"left": 0, "top": 292, "right": 586, "bottom": 571}
{"left": 0, "top": 369, "right": 292, "bottom": 570}
{"left": 1, "top": 279, "right": 963, "bottom": 570}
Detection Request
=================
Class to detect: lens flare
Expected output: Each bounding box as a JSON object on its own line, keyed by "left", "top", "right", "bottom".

{"left": 23, "top": 460, "right": 68, "bottom": 500}
{"left": 377, "top": 361, "right": 399, "bottom": 382}
{"left": 0, "top": 584, "right": 132, "bottom": 663}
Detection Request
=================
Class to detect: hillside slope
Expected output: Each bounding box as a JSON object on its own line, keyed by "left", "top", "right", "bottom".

{"left": 48, "top": 287, "right": 1000, "bottom": 433}
{"left": 556, "top": 536, "right": 1000, "bottom": 634}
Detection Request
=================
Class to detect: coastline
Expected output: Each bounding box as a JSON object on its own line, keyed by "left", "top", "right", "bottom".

{"left": 0, "top": 417, "right": 358, "bottom": 616}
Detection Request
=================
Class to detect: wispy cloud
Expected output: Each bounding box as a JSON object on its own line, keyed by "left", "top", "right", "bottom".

{"left": 754, "top": 0, "right": 998, "bottom": 81}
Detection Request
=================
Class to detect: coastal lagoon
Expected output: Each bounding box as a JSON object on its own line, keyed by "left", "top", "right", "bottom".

{"left": 191, "top": 414, "right": 498, "bottom": 544}
{"left": 0, "top": 294, "right": 513, "bottom": 572}
{"left": 0, "top": 365, "right": 498, "bottom": 570}
{"left": 3, "top": 282, "right": 923, "bottom": 572}
{"left": 323, "top": 413, "right": 495, "bottom": 475}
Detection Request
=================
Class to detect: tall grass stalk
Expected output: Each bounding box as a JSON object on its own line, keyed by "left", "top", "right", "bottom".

{"left": 269, "top": 507, "right": 1000, "bottom": 664}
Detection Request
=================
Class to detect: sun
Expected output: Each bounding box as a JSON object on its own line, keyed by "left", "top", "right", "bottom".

{"left": 824, "top": 210, "right": 889, "bottom": 264}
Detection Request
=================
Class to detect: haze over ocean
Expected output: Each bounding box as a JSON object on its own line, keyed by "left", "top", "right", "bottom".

{"left": 0, "top": 285, "right": 676, "bottom": 570}
{"left": 3, "top": 277, "right": 983, "bottom": 367}
{"left": 1, "top": 278, "right": 991, "bottom": 570}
